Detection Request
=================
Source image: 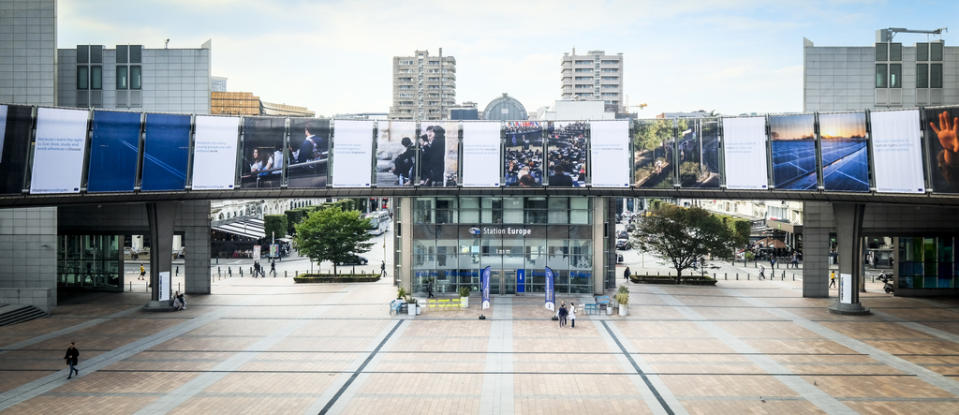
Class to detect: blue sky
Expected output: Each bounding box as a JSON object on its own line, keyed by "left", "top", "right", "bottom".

{"left": 58, "top": 0, "right": 958, "bottom": 117}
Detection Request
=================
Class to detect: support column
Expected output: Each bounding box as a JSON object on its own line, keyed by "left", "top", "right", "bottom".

{"left": 828, "top": 203, "right": 870, "bottom": 315}
{"left": 145, "top": 202, "right": 176, "bottom": 310}
{"left": 398, "top": 197, "right": 413, "bottom": 294}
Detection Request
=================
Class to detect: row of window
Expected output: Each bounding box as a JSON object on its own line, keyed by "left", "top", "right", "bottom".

{"left": 412, "top": 197, "right": 592, "bottom": 225}
{"left": 77, "top": 45, "right": 143, "bottom": 64}
{"left": 876, "top": 42, "right": 943, "bottom": 62}
{"left": 76, "top": 65, "right": 141, "bottom": 90}
{"left": 875, "top": 63, "right": 943, "bottom": 88}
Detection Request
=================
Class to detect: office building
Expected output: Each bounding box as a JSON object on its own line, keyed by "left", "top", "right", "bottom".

{"left": 449, "top": 102, "right": 479, "bottom": 120}
{"left": 390, "top": 49, "right": 456, "bottom": 120}
{"left": 211, "top": 76, "right": 227, "bottom": 92}
{"left": 561, "top": 49, "right": 623, "bottom": 114}
{"left": 211, "top": 91, "right": 260, "bottom": 115}
{"left": 0, "top": 0, "right": 56, "bottom": 106}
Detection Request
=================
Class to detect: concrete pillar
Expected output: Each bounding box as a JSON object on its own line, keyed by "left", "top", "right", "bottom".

{"left": 801, "top": 201, "right": 831, "bottom": 297}
{"left": 828, "top": 203, "right": 870, "bottom": 315}
{"left": 399, "top": 197, "right": 413, "bottom": 294}
{"left": 183, "top": 201, "right": 211, "bottom": 295}
{"left": 145, "top": 202, "right": 176, "bottom": 309}
{"left": 592, "top": 197, "right": 607, "bottom": 295}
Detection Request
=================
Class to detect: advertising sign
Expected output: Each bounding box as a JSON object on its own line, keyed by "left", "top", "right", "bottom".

{"left": 0, "top": 105, "right": 6, "bottom": 161}
{"left": 418, "top": 121, "right": 459, "bottom": 186}
{"left": 679, "top": 119, "right": 722, "bottom": 187}
{"left": 270, "top": 244, "right": 278, "bottom": 258}
{"left": 722, "top": 116, "right": 769, "bottom": 190}
{"left": 191, "top": 115, "right": 240, "bottom": 190}
{"left": 252, "top": 245, "right": 261, "bottom": 259}
{"left": 481, "top": 266, "right": 491, "bottom": 310}
{"left": 870, "top": 110, "right": 925, "bottom": 193}
{"left": 840, "top": 273, "right": 852, "bottom": 304}
{"left": 769, "top": 114, "right": 817, "bottom": 190}
{"left": 633, "top": 119, "right": 676, "bottom": 188}
{"left": 589, "top": 120, "right": 629, "bottom": 187}
{"left": 545, "top": 266, "right": 555, "bottom": 311}
{"left": 547, "top": 121, "right": 588, "bottom": 187}
{"left": 461, "top": 121, "right": 501, "bottom": 187}
{"left": 0, "top": 105, "right": 33, "bottom": 194}
{"left": 241, "top": 117, "right": 285, "bottom": 189}
{"left": 516, "top": 269, "right": 525, "bottom": 294}
{"left": 287, "top": 118, "right": 330, "bottom": 188}
{"left": 87, "top": 110, "right": 141, "bottom": 192}
{"left": 141, "top": 113, "right": 191, "bottom": 192}
{"left": 375, "top": 120, "right": 417, "bottom": 186}
{"left": 30, "top": 108, "right": 89, "bottom": 194}
{"left": 504, "top": 121, "right": 544, "bottom": 187}
{"left": 159, "top": 271, "right": 170, "bottom": 302}
{"left": 820, "top": 112, "right": 870, "bottom": 192}
{"left": 331, "top": 120, "right": 374, "bottom": 187}
{"left": 924, "top": 106, "right": 959, "bottom": 193}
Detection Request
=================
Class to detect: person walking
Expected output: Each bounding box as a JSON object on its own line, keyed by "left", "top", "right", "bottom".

{"left": 791, "top": 252, "right": 799, "bottom": 269}
{"left": 569, "top": 302, "right": 576, "bottom": 328}
{"left": 64, "top": 342, "right": 79, "bottom": 379}
{"left": 139, "top": 264, "right": 145, "bottom": 281}
{"left": 829, "top": 271, "right": 837, "bottom": 288}
{"left": 770, "top": 256, "right": 776, "bottom": 269}
{"left": 380, "top": 261, "right": 387, "bottom": 278}
{"left": 426, "top": 278, "right": 435, "bottom": 298}
{"left": 759, "top": 265, "right": 766, "bottom": 280}
{"left": 270, "top": 260, "right": 276, "bottom": 277}
{"left": 623, "top": 266, "right": 631, "bottom": 281}
{"left": 558, "top": 302, "right": 568, "bottom": 328}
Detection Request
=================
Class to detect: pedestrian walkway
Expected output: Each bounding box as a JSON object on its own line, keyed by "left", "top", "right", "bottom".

{"left": 1, "top": 278, "right": 958, "bottom": 414}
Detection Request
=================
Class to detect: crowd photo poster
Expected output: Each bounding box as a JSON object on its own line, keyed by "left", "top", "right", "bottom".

{"left": 769, "top": 114, "right": 818, "bottom": 190}
{"left": 547, "top": 121, "right": 588, "bottom": 187}
{"left": 331, "top": 120, "right": 374, "bottom": 187}
{"left": 287, "top": 118, "right": 330, "bottom": 188}
{"left": 870, "top": 110, "right": 924, "bottom": 193}
{"left": 0, "top": 105, "right": 34, "bottom": 194}
{"left": 191, "top": 115, "right": 240, "bottom": 190}
{"left": 632, "top": 119, "right": 675, "bottom": 188}
{"left": 240, "top": 117, "right": 285, "bottom": 189}
{"left": 504, "top": 121, "right": 544, "bottom": 187}
{"left": 461, "top": 121, "right": 501, "bottom": 187}
{"left": 721, "top": 116, "right": 769, "bottom": 190}
{"left": 375, "top": 120, "right": 417, "bottom": 187}
{"left": 924, "top": 106, "right": 959, "bottom": 193}
{"left": 141, "top": 113, "right": 191, "bottom": 192}
{"left": 589, "top": 120, "right": 629, "bottom": 187}
{"left": 30, "top": 108, "right": 90, "bottom": 194}
{"left": 819, "top": 112, "right": 870, "bottom": 192}
{"left": 87, "top": 110, "right": 142, "bottom": 192}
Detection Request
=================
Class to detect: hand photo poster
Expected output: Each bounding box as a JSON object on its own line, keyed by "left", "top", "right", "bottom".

{"left": 375, "top": 120, "right": 417, "bottom": 187}
{"left": 924, "top": 106, "right": 959, "bottom": 193}
{"left": 418, "top": 121, "right": 459, "bottom": 186}
{"left": 589, "top": 120, "right": 629, "bottom": 187}
{"left": 871, "top": 110, "right": 924, "bottom": 193}
{"left": 141, "top": 113, "right": 191, "bottom": 192}
{"left": 769, "top": 114, "right": 817, "bottom": 190}
{"left": 461, "top": 121, "right": 501, "bottom": 187}
{"left": 678, "top": 118, "right": 721, "bottom": 187}
{"left": 633, "top": 119, "right": 675, "bottom": 188}
{"left": 820, "top": 112, "right": 869, "bottom": 192}
{"left": 241, "top": 117, "right": 285, "bottom": 189}
{"left": 504, "top": 121, "right": 544, "bottom": 187}
{"left": 87, "top": 110, "right": 141, "bottom": 192}
{"left": 547, "top": 121, "right": 588, "bottom": 187}
{"left": 331, "top": 119, "right": 374, "bottom": 187}
{"left": 287, "top": 118, "right": 330, "bottom": 188}
{"left": 721, "top": 116, "right": 768, "bottom": 190}
{"left": 191, "top": 115, "right": 239, "bottom": 190}
{"left": 30, "top": 108, "right": 89, "bottom": 194}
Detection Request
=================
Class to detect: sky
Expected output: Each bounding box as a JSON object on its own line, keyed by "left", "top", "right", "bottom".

{"left": 57, "top": 0, "right": 959, "bottom": 118}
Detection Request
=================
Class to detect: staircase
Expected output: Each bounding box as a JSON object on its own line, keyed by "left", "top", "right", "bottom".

{"left": 0, "top": 304, "right": 48, "bottom": 326}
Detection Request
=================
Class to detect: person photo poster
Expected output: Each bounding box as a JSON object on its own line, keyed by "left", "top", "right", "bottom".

{"left": 331, "top": 119, "right": 374, "bottom": 187}
{"left": 504, "top": 121, "right": 544, "bottom": 187}
{"left": 721, "top": 116, "right": 769, "bottom": 190}
{"left": 241, "top": 117, "right": 285, "bottom": 189}
{"left": 633, "top": 119, "right": 675, "bottom": 188}
{"left": 589, "top": 120, "right": 629, "bottom": 187}
{"left": 375, "top": 120, "right": 417, "bottom": 187}
{"left": 87, "top": 110, "right": 141, "bottom": 193}
{"left": 461, "top": 121, "right": 501, "bottom": 187}
{"left": 925, "top": 106, "right": 959, "bottom": 193}
{"left": 191, "top": 115, "right": 240, "bottom": 190}
{"left": 547, "top": 121, "right": 588, "bottom": 187}
{"left": 871, "top": 109, "right": 924, "bottom": 193}
{"left": 418, "top": 121, "right": 459, "bottom": 186}
{"left": 820, "top": 112, "right": 869, "bottom": 192}
{"left": 0, "top": 105, "right": 33, "bottom": 194}
{"left": 679, "top": 118, "right": 721, "bottom": 187}
{"left": 287, "top": 118, "right": 330, "bottom": 188}
{"left": 141, "top": 113, "right": 191, "bottom": 191}
{"left": 30, "top": 107, "right": 89, "bottom": 194}
{"left": 769, "top": 114, "right": 818, "bottom": 190}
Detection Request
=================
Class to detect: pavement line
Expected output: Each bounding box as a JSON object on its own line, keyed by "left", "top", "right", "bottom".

{"left": 0, "top": 305, "right": 143, "bottom": 354}
{"left": 871, "top": 309, "right": 959, "bottom": 344}
{"left": 600, "top": 320, "right": 680, "bottom": 415}
{"left": 479, "top": 296, "right": 515, "bottom": 415}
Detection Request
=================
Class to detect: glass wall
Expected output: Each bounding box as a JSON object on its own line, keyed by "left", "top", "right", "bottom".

{"left": 898, "top": 236, "right": 957, "bottom": 289}
{"left": 57, "top": 234, "right": 124, "bottom": 291}
{"left": 412, "top": 196, "right": 593, "bottom": 295}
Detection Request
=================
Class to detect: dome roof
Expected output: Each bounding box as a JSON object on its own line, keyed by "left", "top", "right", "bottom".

{"left": 483, "top": 93, "right": 527, "bottom": 121}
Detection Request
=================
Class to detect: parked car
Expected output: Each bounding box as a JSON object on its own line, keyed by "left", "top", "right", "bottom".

{"left": 615, "top": 239, "right": 631, "bottom": 250}
{"left": 335, "top": 254, "right": 368, "bottom": 266}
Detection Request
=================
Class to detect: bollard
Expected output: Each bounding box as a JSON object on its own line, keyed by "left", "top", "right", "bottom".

{"left": 178, "top": 282, "right": 181, "bottom": 291}
{"left": 295, "top": 270, "right": 299, "bottom": 277}
{"left": 782, "top": 271, "right": 785, "bottom": 280}
{"left": 748, "top": 274, "right": 750, "bottom": 280}
{"left": 240, "top": 268, "right": 244, "bottom": 277}
{"left": 218, "top": 266, "right": 221, "bottom": 276}
{"left": 736, "top": 273, "right": 739, "bottom": 280}
{"left": 129, "top": 281, "right": 132, "bottom": 292}
{"left": 724, "top": 273, "right": 727, "bottom": 280}
{"left": 284, "top": 270, "right": 288, "bottom": 278}
{"left": 228, "top": 267, "right": 232, "bottom": 277}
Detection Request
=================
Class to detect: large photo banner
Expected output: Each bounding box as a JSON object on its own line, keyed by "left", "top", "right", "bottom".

{"left": 462, "top": 121, "right": 501, "bottom": 187}
{"left": 287, "top": 118, "right": 330, "bottom": 188}
{"left": 30, "top": 108, "right": 89, "bottom": 194}
{"left": 504, "top": 121, "right": 544, "bottom": 187}
{"left": 241, "top": 117, "right": 285, "bottom": 189}
{"left": 191, "top": 115, "right": 240, "bottom": 190}
{"left": 769, "top": 114, "right": 818, "bottom": 190}
{"left": 418, "top": 121, "right": 459, "bottom": 186}
{"left": 331, "top": 120, "right": 374, "bottom": 187}
{"left": 871, "top": 110, "right": 924, "bottom": 193}
{"left": 678, "top": 118, "right": 721, "bottom": 187}
{"left": 820, "top": 112, "right": 869, "bottom": 192}
{"left": 589, "top": 120, "right": 629, "bottom": 187}
{"left": 925, "top": 106, "right": 959, "bottom": 193}
{"left": 0, "top": 105, "right": 32, "bottom": 194}
{"left": 633, "top": 119, "right": 675, "bottom": 188}
{"left": 141, "top": 113, "right": 191, "bottom": 192}
{"left": 375, "top": 120, "right": 417, "bottom": 186}
{"left": 87, "top": 110, "right": 141, "bottom": 192}
{"left": 547, "top": 121, "right": 587, "bottom": 187}
{"left": 0, "top": 105, "right": 6, "bottom": 162}
{"left": 722, "top": 116, "right": 768, "bottom": 190}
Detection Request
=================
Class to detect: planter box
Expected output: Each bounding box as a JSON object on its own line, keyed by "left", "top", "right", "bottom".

{"left": 294, "top": 274, "right": 380, "bottom": 283}
{"left": 629, "top": 275, "right": 717, "bottom": 286}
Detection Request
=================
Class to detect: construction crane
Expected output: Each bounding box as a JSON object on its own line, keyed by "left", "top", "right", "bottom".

{"left": 877, "top": 27, "right": 947, "bottom": 42}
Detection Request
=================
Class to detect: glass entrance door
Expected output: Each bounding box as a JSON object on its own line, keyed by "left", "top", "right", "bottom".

{"left": 490, "top": 269, "right": 516, "bottom": 295}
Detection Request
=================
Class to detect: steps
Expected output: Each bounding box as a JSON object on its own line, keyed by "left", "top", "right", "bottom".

{"left": 0, "top": 304, "right": 48, "bottom": 327}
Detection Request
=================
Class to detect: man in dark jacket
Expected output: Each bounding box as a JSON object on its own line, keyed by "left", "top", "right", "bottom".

{"left": 548, "top": 166, "right": 573, "bottom": 187}
{"left": 64, "top": 341, "right": 79, "bottom": 379}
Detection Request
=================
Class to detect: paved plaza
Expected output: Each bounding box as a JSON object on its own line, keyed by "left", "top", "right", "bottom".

{"left": 2, "top": 276, "right": 959, "bottom": 414}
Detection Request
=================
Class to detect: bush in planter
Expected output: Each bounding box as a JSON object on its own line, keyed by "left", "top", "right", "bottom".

{"left": 397, "top": 287, "right": 407, "bottom": 299}
{"left": 458, "top": 286, "right": 471, "bottom": 297}
{"left": 614, "top": 285, "right": 629, "bottom": 305}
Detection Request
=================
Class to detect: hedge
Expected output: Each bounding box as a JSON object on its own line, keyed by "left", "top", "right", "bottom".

{"left": 294, "top": 274, "right": 380, "bottom": 283}
{"left": 629, "top": 275, "right": 718, "bottom": 286}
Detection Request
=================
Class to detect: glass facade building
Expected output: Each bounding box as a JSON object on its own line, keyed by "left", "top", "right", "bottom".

{"left": 57, "top": 234, "right": 124, "bottom": 291}
{"left": 898, "top": 237, "right": 957, "bottom": 289}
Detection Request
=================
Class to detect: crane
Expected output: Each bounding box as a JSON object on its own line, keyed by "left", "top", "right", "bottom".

{"left": 877, "top": 27, "right": 947, "bottom": 42}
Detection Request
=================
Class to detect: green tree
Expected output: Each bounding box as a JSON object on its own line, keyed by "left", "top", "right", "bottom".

{"left": 634, "top": 205, "right": 736, "bottom": 283}
{"left": 263, "top": 214, "right": 288, "bottom": 241}
{"left": 293, "top": 207, "right": 373, "bottom": 276}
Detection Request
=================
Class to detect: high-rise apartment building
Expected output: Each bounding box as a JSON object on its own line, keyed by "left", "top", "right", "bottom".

{"left": 561, "top": 49, "right": 623, "bottom": 114}
{"left": 390, "top": 49, "right": 456, "bottom": 120}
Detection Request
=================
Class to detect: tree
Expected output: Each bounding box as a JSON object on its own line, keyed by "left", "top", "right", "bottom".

{"left": 264, "top": 215, "right": 288, "bottom": 241}
{"left": 634, "top": 205, "right": 736, "bottom": 283}
{"left": 293, "top": 207, "right": 373, "bottom": 276}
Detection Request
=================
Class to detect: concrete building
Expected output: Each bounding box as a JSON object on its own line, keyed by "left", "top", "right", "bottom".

{"left": 0, "top": 0, "right": 56, "bottom": 106}
{"left": 448, "top": 102, "right": 479, "bottom": 120}
{"left": 390, "top": 49, "right": 456, "bottom": 120}
{"left": 482, "top": 93, "right": 527, "bottom": 121}
{"left": 561, "top": 49, "right": 623, "bottom": 114}
{"left": 261, "top": 101, "right": 314, "bottom": 117}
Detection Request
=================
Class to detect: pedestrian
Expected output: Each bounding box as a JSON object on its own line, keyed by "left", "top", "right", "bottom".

{"left": 172, "top": 290, "right": 183, "bottom": 310}
{"left": 139, "top": 264, "right": 145, "bottom": 281}
{"left": 770, "top": 256, "right": 776, "bottom": 269}
{"left": 569, "top": 302, "right": 576, "bottom": 328}
{"left": 380, "top": 261, "right": 386, "bottom": 278}
{"left": 558, "top": 302, "right": 568, "bottom": 327}
{"left": 64, "top": 341, "right": 79, "bottom": 379}
{"left": 759, "top": 265, "right": 766, "bottom": 280}
{"left": 270, "top": 260, "right": 276, "bottom": 277}
{"left": 791, "top": 252, "right": 799, "bottom": 268}
{"left": 829, "top": 271, "right": 836, "bottom": 288}
{"left": 178, "top": 291, "right": 187, "bottom": 310}
{"left": 623, "top": 266, "right": 631, "bottom": 281}
{"left": 427, "top": 278, "right": 434, "bottom": 298}
{"left": 253, "top": 261, "right": 261, "bottom": 278}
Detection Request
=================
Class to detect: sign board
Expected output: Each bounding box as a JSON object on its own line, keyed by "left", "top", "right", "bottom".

{"left": 840, "top": 273, "right": 852, "bottom": 304}
{"left": 159, "top": 271, "right": 170, "bottom": 302}
{"left": 516, "top": 269, "right": 525, "bottom": 294}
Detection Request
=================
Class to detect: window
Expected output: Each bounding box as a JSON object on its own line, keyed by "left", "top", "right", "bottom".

{"left": 917, "top": 42, "right": 928, "bottom": 61}
{"left": 77, "top": 46, "right": 89, "bottom": 64}
{"left": 890, "top": 43, "right": 902, "bottom": 61}
{"left": 116, "top": 66, "right": 128, "bottom": 89}
{"left": 131, "top": 66, "right": 141, "bottom": 89}
{"left": 931, "top": 42, "right": 943, "bottom": 61}
{"left": 875, "top": 64, "right": 887, "bottom": 88}
{"left": 116, "top": 45, "right": 128, "bottom": 64}
{"left": 76, "top": 66, "right": 88, "bottom": 89}
{"left": 931, "top": 64, "right": 943, "bottom": 88}
{"left": 130, "top": 45, "right": 142, "bottom": 63}
{"left": 90, "top": 66, "right": 102, "bottom": 90}
{"left": 875, "top": 43, "right": 888, "bottom": 61}
{"left": 90, "top": 45, "right": 103, "bottom": 64}
{"left": 890, "top": 64, "right": 901, "bottom": 88}
{"left": 917, "top": 63, "right": 929, "bottom": 88}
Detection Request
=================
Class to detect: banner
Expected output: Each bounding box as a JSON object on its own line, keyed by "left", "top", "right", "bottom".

{"left": 331, "top": 119, "right": 374, "bottom": 187}
{"left": 0, "top": 105, "right": 6, "bottom": 162}
{"left": 504, "top": 121, "right": 544, "bottom": 187}
{"left": 141, "top": 113, "right": 191, "bottom": 192}
{"left": 30, "top": 108, "right": 89, "bottom": 194}
{"left": 871, "top": 110, "right": 924, "bottom": 193}
{"left": 769, "top": 114, "right": 817, "bottom": 190}
{"left": 287, "top": 118, "right": 330, "bottom": 188}
{"left": 516, "top": 269, "right": 525, "bottom": 294}
{"left": 191, "top": 115, "right": 240, "bottom": 190}
{"left": 461, "top": 121, "right": 501, "bottom": 187}
{"left": 241, "top": 117, "right": 285, "bottom": 189}
{"left": 159, "top": 271, "right": 170, "bottom": 302}
{"left": 547, "top": 121, "right": 588, "bottom": 187}
{"left": 633, "top": 119, "right": 676, "bottom": 188}
{"left": 924, "top": 106, "right": 959, "bottom": 193}
{"left": 481, "top": 266, "right": 491, "bottom": 310}
{"left": 270, "top": 244, "right": 279, "bottom": 258}
{"left": 679, "top": 119, "right": 721, "bottom": 188}
{"left": 375, "top": 120, "right": 417, "bottom": 187}
{"left": 589, "top": 120, "right": 629, "bottom": 187}
{"left": 820, "top": 112, "right": 869, "bottom": 192}
{"left": 840, "top": 273, "right": 852, "bottom": 304}
{"left": 722, "top": 116, "right": 768, "bottom": 190}
{"left": 87, "top": 110, "right": 141, "bottom": 192}
{"left": 253, "top": 245, "right": 261, "bottom": 259}
{"left": 0, "top": 105, "right": 33, "bottom": 194}
{"left": 419, "top": 121, "right": 459, "bottom": 186}
{"left": 545, "top": 266, "right": 555, "bottom": 311}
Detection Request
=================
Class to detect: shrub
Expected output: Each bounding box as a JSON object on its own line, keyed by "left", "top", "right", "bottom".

{"left": 458, "top": 286, "right": 471, "bottom": 297}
